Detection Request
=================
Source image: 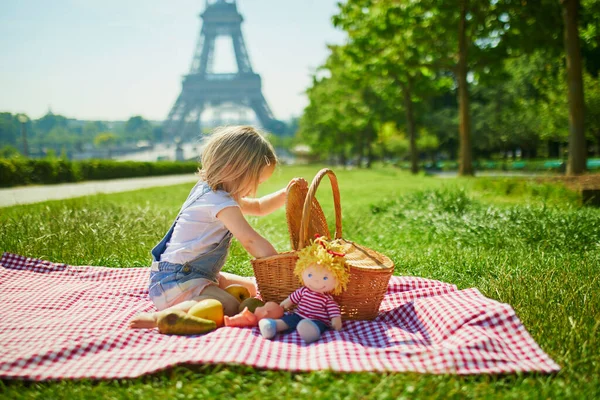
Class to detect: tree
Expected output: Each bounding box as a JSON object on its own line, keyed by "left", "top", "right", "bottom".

{"left": 562, "top": 0, "right": 587, "bottom": 174}
{"left": 376, "top": 122, "right": 409, "bottom": 161}
{"left": 299, "top": 72, "right": 359, "bottom": 165}
{"left": 333, "top": 0, "right": 453, "bottom": 174}
{"left": 498, "top": 0, "right": 600, "bottom": 173}
{"left": 469, "top": 52, "right": 565, "bottom": 158}
{"left": 331, "top": 0, "right": 521, "bottom": 175}
{"left": 422, "top": 106, "right": 459, "bottom": 160}
{"left": 417, "top": 128, "right": 440, "bottom": 163}
{"left": 284, "top": 117, "right": 300, "bottom": 137}
{"left": 0, "top": 145, "right": 21, "bottom": 158}
{"left": 94, "top": 132, "right": 118, "bottom": 158}
{"left": 0, "top": 113, "right": 21, "bottom": 147}
{"left": 300, "top": 45, "right": 378, "bottom": 166}
{"left": 125, "top": 116, "right": 153, "bottom": 142}
{"left": 456, "top": 0, "right": 472, "bottom": 175}
{"left": 585, "top": 73, "right": 600, "bottom": 153}
{"left": 82, "top": 121, "right": 107, "bottom": 141}
{"left": 34, "top": 112, "right": 69, "bottom": 135}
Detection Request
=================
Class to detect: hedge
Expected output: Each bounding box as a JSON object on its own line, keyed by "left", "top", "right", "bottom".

{"left": 0, "top": 159, "right": 199, "bottom": 187}
{"left": 398, "top": 158, "right": 600, "bottom": 173}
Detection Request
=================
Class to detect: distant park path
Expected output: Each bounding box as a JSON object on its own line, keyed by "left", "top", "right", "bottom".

{"left": 0, "top": 174, "right": 199, "bottom": 208}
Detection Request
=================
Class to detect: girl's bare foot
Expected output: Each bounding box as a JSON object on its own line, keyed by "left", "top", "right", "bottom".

{"left": 129, "top": 312, "right": 159, "bottom": 329}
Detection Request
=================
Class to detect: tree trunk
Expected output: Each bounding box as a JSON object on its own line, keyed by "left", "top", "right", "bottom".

{"left": 457, "top": 0, "right": 474, "bottom": 176}
{"left": 562, "top": 0, "right": 587, "bottom": 175}
{"left": 20, "top": 123, "right": 29, "bottom": 157}
{"left": 450, "top": 142, "right": 458, "bottom": 160}
{"left": 357, "top": 137, "right": 365, "bottom": 168}
{"left": 402, "top": 79, "right": 419, "bottom": 175}
{"left": 365, "top": 126, "right": 374, "bottom": 169}
{"left": 339, "top": 150, "right": 347, "bottom": 166}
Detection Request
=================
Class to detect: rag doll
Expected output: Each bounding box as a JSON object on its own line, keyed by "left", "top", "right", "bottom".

{"left": 258, "top": 236, "right": 349, "bottom": 343}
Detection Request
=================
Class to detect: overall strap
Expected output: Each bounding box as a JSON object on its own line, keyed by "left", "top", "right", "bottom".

{"left": 177, "top": 181, "right": 212, "bottom": 217}
{"left": 149, "top": 181, "right": 212, "bottom": 263}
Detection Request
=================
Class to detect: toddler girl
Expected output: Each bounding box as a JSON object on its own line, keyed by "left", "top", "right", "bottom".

{"left": 130, "top": 126, "right": 294, "bottom": 329}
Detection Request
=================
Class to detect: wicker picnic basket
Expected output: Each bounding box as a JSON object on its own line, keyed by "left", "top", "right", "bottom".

{"left": 251, "top": 168, "right": 394, "bottom": 320}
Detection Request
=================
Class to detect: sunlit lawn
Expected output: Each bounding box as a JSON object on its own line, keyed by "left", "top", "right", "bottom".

{"left": 1, "top": 165, "right": 598, "bottom": 399}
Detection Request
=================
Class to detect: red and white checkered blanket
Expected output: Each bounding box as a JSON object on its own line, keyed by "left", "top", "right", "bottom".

{"left": 0, "top": 252, "right": 559, "bottom": 380}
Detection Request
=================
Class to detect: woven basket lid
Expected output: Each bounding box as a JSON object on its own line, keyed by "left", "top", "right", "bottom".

{"left": 286, "top": 178, "right": 329, "bottom": 251}
{"left": 338, "top": 239, "right": 394, "bottom": 270}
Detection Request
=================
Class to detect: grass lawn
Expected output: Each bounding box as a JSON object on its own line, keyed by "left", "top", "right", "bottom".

{"left": 1, "top": 165, "right": 598, "bottom": 399}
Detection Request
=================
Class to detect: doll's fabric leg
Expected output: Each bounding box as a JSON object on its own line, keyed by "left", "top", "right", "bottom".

{"left": 259, "top": 313, "right": 300, "bottom": 339}
{"left": 296, "top": 319, "right": 323, "bottom": 343}
{"left": 258, "top": 319, "right": 277, "bottom": 339}
{"left": 259, "top": 319, "right": 289, "bottom": 339}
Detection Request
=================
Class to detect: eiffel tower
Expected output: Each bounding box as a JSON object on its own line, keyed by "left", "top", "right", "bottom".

{"left": 164, "top": 0, "right": 284, "bottom": 140}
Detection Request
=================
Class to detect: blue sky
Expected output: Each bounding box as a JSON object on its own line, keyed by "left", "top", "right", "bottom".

{"left": 0, "top": 0, "right": 346, "bottom": 121}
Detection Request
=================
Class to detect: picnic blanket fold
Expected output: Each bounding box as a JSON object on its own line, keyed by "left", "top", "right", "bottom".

{"left": 0, "top": 252, "right": 560, "bottom": 379}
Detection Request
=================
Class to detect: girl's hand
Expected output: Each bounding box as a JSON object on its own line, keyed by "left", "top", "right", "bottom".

{"left": 239, "top": 180, "right": 302, "bottom": 217}
{"left": 286, "top": 177, "right": 306, "bottom": 191}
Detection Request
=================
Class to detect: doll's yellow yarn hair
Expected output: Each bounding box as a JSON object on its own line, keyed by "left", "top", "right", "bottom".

{"left": 294, "top": 236, "right": 349, "bottom": 295}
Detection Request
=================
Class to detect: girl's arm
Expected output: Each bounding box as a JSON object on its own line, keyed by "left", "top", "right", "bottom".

{"left": 217, "top": 206, "right": 277, "bottom": 258}
{"left": 238, "top": 188, "right": 286, "bottom": 216}
{"left": 238, "top": 179, "right": 300, "bottom": 216}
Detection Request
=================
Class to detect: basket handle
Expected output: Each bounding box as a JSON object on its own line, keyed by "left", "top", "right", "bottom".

{"left": 298, "top": 168, "right": 342, "bottom": 249}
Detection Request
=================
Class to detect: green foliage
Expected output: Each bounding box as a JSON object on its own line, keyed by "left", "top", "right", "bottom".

{"left": 280, "top": 117, "right": 300, "bottom": 136}
{"left": 265, "top": 132, "right": 298, "bottom": 153}
{"left": 376, "top": 122, "right": 409, "bottom": 157}
{"left": 34, "top": 112, "right": 68, "bottom": 133}
{"left": 469, "top": 51, "right": 578, "bottom": 155}
{"left": 77, "top": 160, "right": 198, "bottom": 181}
{"left": 371, "top": 189, "right": 599, "bottom": 254}
{"left": 0, "top": 159, "right": 22, "bottom": 186}
{"left": 299, "top": 45, "right": 376, "bottom": 166}
{"left": 0, "top": 159, "right": 199, "bottom": 187}
{"left": 94, "top": 132, "right": 119, "bottom": 148}
{"left": 0, "top": 112, "right": 163, "bottom": 155}
{"left": 0, "top": 113, "right": 22, "bottom": 147}
{"left": 0, "top": 145, "right": 21, "bottom": 158}
{"left": 125, "top": 115, "right": 157, "bottom": 141}
{"left": 0, "top": 159, "right": 79, "bottom": 186}
{"left": 416, "top": 128, "right": 439, "bottom": 152}
{"left": 580, "top": 0, "right": 600, "bottom": 76}
{"left": 472, "top": 177, "right": 581, "bottom": 203}
{"left": 297, "top": 0, "right": 600, "bottom": 172}
{"left": 585, "top": 72, "right": 600, "bottom": 144}
{"left": 398, "top": 158, "right": 600, "bottom": 172}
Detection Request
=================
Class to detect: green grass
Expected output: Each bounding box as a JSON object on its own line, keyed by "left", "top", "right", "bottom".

{"left": 1, "top": 165, "right": 599, "bottom": 399}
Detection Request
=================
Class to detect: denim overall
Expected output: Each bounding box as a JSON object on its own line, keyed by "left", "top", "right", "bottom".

{"left": 148, "top": 181, "right": 233, "bottom": 310}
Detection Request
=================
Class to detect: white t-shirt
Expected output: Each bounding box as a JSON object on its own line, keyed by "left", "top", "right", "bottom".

{"left": 160, "top": 182, "right": 239, "bottom": 265}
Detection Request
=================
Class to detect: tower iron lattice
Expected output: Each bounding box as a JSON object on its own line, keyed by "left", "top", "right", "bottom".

{"left": 164, "top": 0, "right": 284, "bottom": 140}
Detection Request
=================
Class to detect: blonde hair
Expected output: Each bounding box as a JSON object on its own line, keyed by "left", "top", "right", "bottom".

{"left": 199, "top": 126, "right": 277, "bottom": 199}
{"left": 294, "top": 236, "right": 349, "bottom": 295}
